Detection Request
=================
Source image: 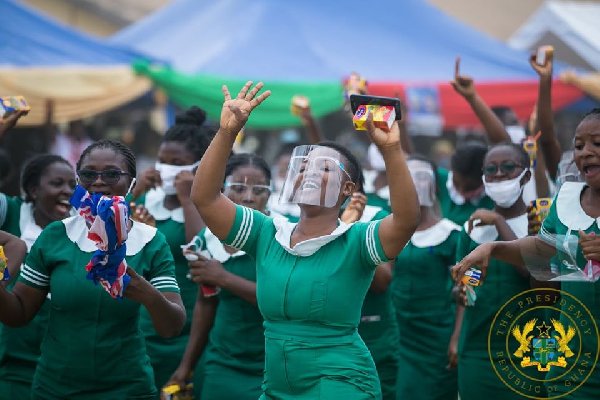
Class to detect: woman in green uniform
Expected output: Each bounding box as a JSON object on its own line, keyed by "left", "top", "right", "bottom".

{"left": 437, "top": 141, "right": 495, "bottom": 225}
{"left": 0, "top": 154, "right": 75, "bottom": 398}
{"left": 191, "top": 82, "right": 419, "bottom": 399}
{"left": 454, "top": 109, "right": 600, "bottom": 398}
{"left": 0, "top": 140, "right": 186, "bottom": 399}
{"left": 393, "top": 156, "right": 461, "bottom": 399}
{"left": 166, "top": 153, "right": 270, "bottom": 399}
{"left": 132, "top": 107, "right": 212, "bottom": 391}
{"left": 452, "top": 143, "right": 535, "bottom": 399}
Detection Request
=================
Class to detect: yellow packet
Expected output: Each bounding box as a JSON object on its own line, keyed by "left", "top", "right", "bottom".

{"left": 162, "top": 383, "right": 194, "bottom": 400}
{"left": 531, "top": 198, "right": 552, "bottom": 223}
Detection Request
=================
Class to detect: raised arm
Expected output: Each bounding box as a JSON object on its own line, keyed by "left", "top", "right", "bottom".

{"left": 0, "top": 110, "right": 28, "bottom": 141}
{"left": 0, "top": 231, "right": 27, "bottom": 285}
{"left": 451, "top": 57, "right": 510, "bottom": 144}
{"left": 191, "top": 82, "right": 271, "bottom": 240}
{"left": 530, "top": 53, "right": 562, "bottom": 180}
{"left": 297, "top": 102, "right": 326, "bottom": 144}
{"left": 365, "top": 116, "right": 420, "bottom": 258}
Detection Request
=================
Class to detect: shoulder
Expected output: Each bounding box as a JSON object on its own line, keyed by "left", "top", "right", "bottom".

{"left": 130, "top": 221, "right": 161, "bottom": 254}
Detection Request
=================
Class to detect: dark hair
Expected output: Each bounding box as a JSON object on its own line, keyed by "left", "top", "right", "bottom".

{"left": 491, "top": 106, "right": 513, "bottom": 119}
{"left": 486, "top": 142, "right": 531, "bottom": 169}
{"left": 451, "top": 141, "right": 488, "bottom": 181}
{"left": 163, "top": 106, "right": 216, "bottom": 162}
{"left": 21, "top": 154, "right": 72, "bottom": 203}
{"left": 317, "top": 141, "right": 361, "bottom": 184}
{"left": 224, "top": 153, "right": 271, "bottom": 183}
{"left": 277, "top": 143, "right": 299, "bottom": 159}
{"left": 407, "top": 154, "right": 439, "bottom": 194}
{"left": 581, "top": 108, "right": 600, "bottom": 124}
{"left": 77, "top": 140, "right": 137, "bottom": 177}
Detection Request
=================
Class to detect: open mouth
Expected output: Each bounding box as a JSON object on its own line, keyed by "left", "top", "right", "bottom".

{"left": 583, "top": 165, "right": 600, "bottom": 177}
{"left": 301, "top": 180, "right": 320, "bottom": 191}
{"left": 56, "top": 199, "right": 72, "bottom": 215}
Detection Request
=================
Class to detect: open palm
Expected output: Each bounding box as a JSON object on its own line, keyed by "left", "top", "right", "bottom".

{"left": 220, "top": 81, "right": 271, "bottom": 136}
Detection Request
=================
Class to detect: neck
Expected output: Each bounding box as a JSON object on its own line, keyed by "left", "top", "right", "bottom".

{"left": 32, "top": 207, "right": 53, "bottom": 229}
{"left": 294, "top": 206, "right": 340, "bottom": 239}
{"left": 416, "top": 206, "right": 441, "bottom": 231}
{"left": 495, "top": 198, "right": 527, "bottom": 219}
{"left": 163, "top": 194, "right": 181, "bottom": 210}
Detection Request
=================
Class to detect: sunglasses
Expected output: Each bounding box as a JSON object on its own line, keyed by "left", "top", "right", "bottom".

{"left": 482, "top": 162, "right": 525, "bottom": 176}
{"left": 77, "top": 169, "right": 131, "bottom": 185}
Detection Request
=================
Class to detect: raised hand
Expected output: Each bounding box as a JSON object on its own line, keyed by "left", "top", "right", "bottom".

{"left": 365, "top": 112, "right": 401, "bottom": 151}
{"left": 174, "top": 170, "right": 195, "bottom": 202}
{"left": 341, "top": 192, "right": 368, "bottom": 224}
{"left": 132, "top": 168, "right": 161, "bottom": 199}
{"left": 467, "top": 209, "right": 500, "bottom": 234}
{"left": 0, "top": 110, "right": 28, "bottom": 138}
{"left": 530, "top": 50, "right": 553, "bottom": 79}
{"left": 130, "top": 203, "right": 156, "bottom": 227}
{"left": 450, "top": 57, "right": 476, "bottom": 99}
{"left": 220, "top": 81, "right": 271, "bottom": 136}
{"left": 451, "top": 242, "right": 495, "bottom": 285}
{"left": 579, "top": 231, "right": 600, "bottom": 262}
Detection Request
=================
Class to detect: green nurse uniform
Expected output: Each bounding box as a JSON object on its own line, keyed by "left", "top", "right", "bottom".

{"left": 393, "top": 219, "right": 461, "bottom": 399}
{"left": 0, "top": 196, "right": 51, "bottom": 398}
{"left": 366, "top": 190, "right": 391, "bottom": 214}
{"left": 456, "top": 214, "right": 532, "bottom": 400}
{"left": 18, "top": 215, "right": 180, "bottom": 399}
{"left": 196, "top": 228, "right": 265, "bottom": 399}
{"left": 437, "top": 168, "right": 495, "bottom": 225}
{"left": 136, "top": 188, "right": 200, "bottom": 391}
{"left": 540, "top": 182, "right": 600, "bottom": 398}
{"left": 223, "top": 205, "right": 391, "bottom": 399}
{"left": 357, "top": 205, "right": 399, "bottom": 399}
{"left": 268, "top": 194, "right": 300, "bottom": 223}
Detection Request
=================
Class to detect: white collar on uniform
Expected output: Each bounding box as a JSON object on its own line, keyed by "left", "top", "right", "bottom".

{"left": 19, "top": 202, "right": 42, "bottom": 251}
{"left": 204, "top": 228, "right": 245, "bottom": 263}
{"left": 63, "top": 215, "right": 157, "bottom": 255}
{"left": 465, "top": 213, "right": 528, "bottom": 245}
{"left": 273, "top": 215, "right": 354, "bottom": 257}
{"left": 144, "top": 187, "right": 184, "bottom": 223}
{"left": 360, "top": 205, "right": 383, "bottom": 223}
{"left": 556, "top": 182, "right": 597, "bottom": 230}
{"left": 411, "top": 219, "right": 461, "bottom": 248}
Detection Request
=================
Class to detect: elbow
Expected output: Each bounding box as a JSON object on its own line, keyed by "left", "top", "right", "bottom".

{"left": 407, "top": 204, "right": 421, "bottom": 233}
{"left": 157, "top": 307, "right": 187, "bottom": 339}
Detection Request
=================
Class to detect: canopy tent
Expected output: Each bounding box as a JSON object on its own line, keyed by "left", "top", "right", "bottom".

{"left": 112, "top": 0, "right": 585, "bottom": 129}
{"left": 0, "top": 0, "right": 151, "bottom": 126}
{"left": 509, "top": 1, "right": 600, "bottom": 72}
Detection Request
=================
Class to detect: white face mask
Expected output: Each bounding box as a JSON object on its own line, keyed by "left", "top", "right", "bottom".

{"left": 155, "top": 161, "right": 200, "bottom": 195}
{"left": 446, "top": 171, "right": 465, "bottom": 205}
{"left": 483, "top": 169, "right": 528, "bottom": 208}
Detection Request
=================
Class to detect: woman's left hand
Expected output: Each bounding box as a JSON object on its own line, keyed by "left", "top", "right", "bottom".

{"left": 341, "top": 192, "right": 367, "bottom": 224}
{"left": 174, "top": 170, "right": 195, "bottom": 202}
{"left": 579, "top": 231, "right": 600, "bottom": 262}
{"left": 124, "top": 267, "right": 154, "bottom": 304}
{"left": 189, "top": 256, "right": 226, "bottom": 287}
{"left": 364, "top": 112, "right": 401, "bottom": 151}
{"left": 130, "top": 203, "right": 156, "bottom": 227}
{"left": 467, "top": 209, "right": 500, "bottom": 234}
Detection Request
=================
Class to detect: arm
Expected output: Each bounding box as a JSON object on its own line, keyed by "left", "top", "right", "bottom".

{"left": 365, "top": 117, "right": 420, "bottom": 259}
{"left": 533, "top": 152, "right": 551, "bottom": 198}
{"left": 451, "top": 57, "right": 510, "bottom": 144}
{"left": 219, "top": 271, "right": 257, "bottom": 306}
{"left": 191, "top": 82, "right": 271, "bottom": 240}
{"left": 0, "top": 231, "right": 27, "bottom": 285}
{"left": 447, "top": 302, "right": 464, "bottom": 370}
{"left": 0, "top": 110, "right": 28, "bottom": 141}
{"left": 167, "top": 293, "right": 218, "bottom": 391}
{"left": 0, "top": 283, "right": 47, "bottom": 327}
{"left": 298, "top": 106, "right": 325, "bottom": 144}
{"left": 531, "top": 54, "right": 562, "bottom": 180}
{"left": 369, "top": 261, "right": 393, "bottom": 293}
{"left": 175, "top": 171, "right": 206, "bottom": 242}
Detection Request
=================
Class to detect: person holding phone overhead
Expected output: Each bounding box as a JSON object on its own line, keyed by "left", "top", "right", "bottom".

{"left": 190, "top": 81, "right": 419, "bottom": 399}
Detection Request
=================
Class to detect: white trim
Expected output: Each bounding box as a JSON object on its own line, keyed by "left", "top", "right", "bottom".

{"left": 231, "top": 207, "right": 250, "bottom": 249}
{"left": 366, "top": 221, "right": 383, "bottom": 265}
{"left": 204, "top": 228, "right": 245, "bottom": 263}
{"left": 237, "top": 208, "right": 254, "bottom": 250}
{"left": 20, "top": 265, "right": 49, "bottom": 286}
{"left": 465, "top": 214, "right": 528, "bottom": 245}
{"left": 150, "top": 277, "right": 178, "bottom": 285}
{"left": 143, "top": 188, "right": 184, "bottom": 223}
{"left": 19, "top": 202, "right": 42, "bottom": 251}
{"left": 411, "top": 219, "right": 461, "bottom": 248}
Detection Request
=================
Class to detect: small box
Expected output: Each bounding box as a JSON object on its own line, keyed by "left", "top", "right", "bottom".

{"left": 0, "top": 246, "right": 9, "bottom": 282}
{"left": 461, "top": 268, "right": 481, "bottom": 287}
{"left": 520, "top": 137, "right": 538, "bottom": 167}
{"left": 162, "top": 383, "right": 194, "bottom": 400}
{"left": 536, "top": 46, "right": 554, "bottom": 66}
{"left": 290, "top": 95, "right": 310, "bottom": 116}
{"left": 531, "top": 198, "right": 552, "bottom": 223}
{"left": 353, "top": 105, "right": 395, "bottom": 132}
{"left": 0, "top": 96, "right": 30, "bottom": 118}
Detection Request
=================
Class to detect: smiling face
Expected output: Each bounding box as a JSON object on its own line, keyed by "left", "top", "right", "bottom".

{"left": 78, "top": 147, "right": 133, "bottom": 197}
{"left": 31, "top": 162, "right": 76, "bottom": 224}
{"left": 224, "top": 165, "right": 270, "bottom": 213}
{"left": 574, "top": 118, "right": 600, "bottom": 189}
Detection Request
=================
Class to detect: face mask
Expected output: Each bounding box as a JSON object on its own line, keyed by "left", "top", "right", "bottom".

{"left": 483, "top": 169, "right": 528, "bottom": 208}
{"left": 446, "top": 171, "right": 465, "bottom": 205}
{"left": 155, "top": 161, "right": 200, "bottom": 195}
{"left": 407, "top": 160, "right": 435, "bottom": 207}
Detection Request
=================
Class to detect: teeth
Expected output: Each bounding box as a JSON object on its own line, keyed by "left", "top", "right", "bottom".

{"left": 59, "top": 200, "right": 71, "bottom": 206}
{"left": 303, "top": 181, "right": 319, "bottom": 189}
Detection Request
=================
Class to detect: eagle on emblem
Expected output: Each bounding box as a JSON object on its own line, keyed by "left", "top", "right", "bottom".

{"left": 550, "top": 319, "right": 576, "bottom": 358}
{"left": 512, "top": 318, "right": 538, "bottom": 358}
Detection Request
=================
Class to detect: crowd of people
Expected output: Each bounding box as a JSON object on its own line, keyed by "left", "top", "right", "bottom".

{"left": 0, "top": 49, "right": 598, "bottom": 400}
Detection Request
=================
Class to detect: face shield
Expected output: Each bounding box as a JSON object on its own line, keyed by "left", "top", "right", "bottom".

{"left": 278, "top": 145, "right": 352, "bottom": 208}
{"left": 407, "top": 159, "right": 435, "bottom": 207}
{"left": 223, "top": 177, "right": 272, "bottom": 203}
{"left": 556, "top": 151, "right": 583, "bottom": 188}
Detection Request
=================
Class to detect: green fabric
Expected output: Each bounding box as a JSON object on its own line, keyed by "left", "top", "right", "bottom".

{"left": 0, "top": 197, "right": 50, "bottom": 399}
{"left": 136, "top": 194, "right": 200, "bottom": 392}
{"left": 19, "top": 219, "right": 178, "bottom": 399}
{"left": 197, "top": 229, "right": 264, "bottom": 399}
{"left": 134, "top": 61, "right": 343, "bottom": 129}
{"left": 436, "top": 168, "right": 495, "bottom": 225}
{"left": 540, "top": 185, "right": 600, "bottom": 399}
{"left": 224, "top": 204, "right": 389, "bottom": 399}
{"left": 366, "top": 193, "right": 391, "bottom": 214}
{"left": 456, "top": 227, "right": 532, "bottom": 400}
{"left": 392, "top": 226, "right": 459, "bottom": 399}
{"left": 357, "top": 208, "right": 398, "bottom": 400}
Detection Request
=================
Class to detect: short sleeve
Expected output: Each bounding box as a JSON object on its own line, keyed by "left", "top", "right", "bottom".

{"left": 18, "top": 222, "right": 61, "bottom": 290}
{"left": 357, "top": 220, "right": 391, "bottom": 271}
{"left": 539, "top": 198, "right": 559, "bottom": 236}
{"left": 145, "top": 231, "right": 180, "bottom": 293}
{"left": 0, "top": 194, "right": 22, "bottom": 233}
{"left": 223, "top": 205, "right": 267, "bottom": 255}
{"left": 0, "top": 193, "right": 7, "bottom": 228}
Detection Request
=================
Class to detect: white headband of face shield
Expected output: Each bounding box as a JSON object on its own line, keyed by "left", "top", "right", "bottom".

{"left": 223, "top": 177, "right": 272, "bottom": 199}
{"left": 278, "top": 145, "right": 353, "bottom": 208}
{"left": 407, "top": 159, "right": 436, "bottom": 207}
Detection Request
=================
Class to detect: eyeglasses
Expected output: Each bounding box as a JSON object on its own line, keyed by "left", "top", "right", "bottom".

{"left": 224, "top": 182, "right": 271, "bottom": 197}
{"left": 77, "top": 169, "right": 131, "bottom": 185}
{"left": 482, "top": 162, "right": 525, "bottom": 176}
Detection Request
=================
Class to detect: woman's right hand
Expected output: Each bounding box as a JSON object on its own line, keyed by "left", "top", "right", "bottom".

{"left": 452, "top": 242, "right": 495, "bottom": 285}
{"left": 220, "top": 81, "right": 271, "bottom": 136}
{"left": 341, "top": 192, "right": 367, "bottom": 224}
{"left": 161, "top": 365, "right": 192, "bottom": 399}
{"left": 132, "top": 168, "right": 161, "bottom": 199}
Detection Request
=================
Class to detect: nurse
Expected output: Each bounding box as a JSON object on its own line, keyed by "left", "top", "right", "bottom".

{"left": 0, "top": 154, "right": 75, "bottom": 398}
{"left": 166, "top": 153, "right": 271, "bottom": 399}
{"left": 0, "top": 140, "right": 186, "bottom": 399}
{"left": 191, "top": 82, "right": 419, "bottom": 399}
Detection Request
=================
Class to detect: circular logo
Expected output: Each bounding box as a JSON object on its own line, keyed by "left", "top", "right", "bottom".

{"left": 488, "top": 289, "right": 599, "bottom": 399}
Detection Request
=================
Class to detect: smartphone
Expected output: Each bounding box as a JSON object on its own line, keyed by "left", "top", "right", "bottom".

{"left": 350, "top": 94, "right": 402, "bottom": 121}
